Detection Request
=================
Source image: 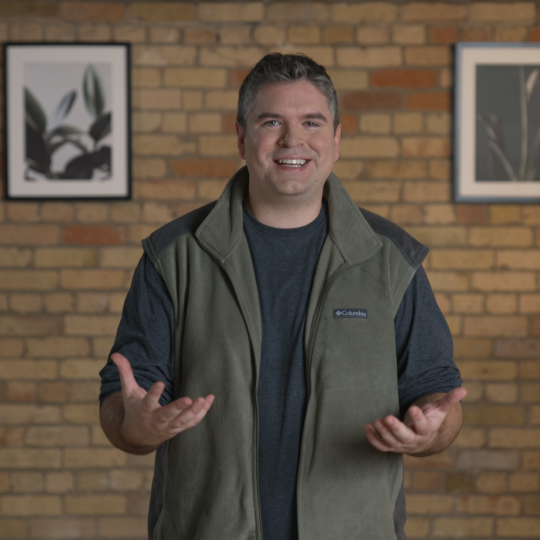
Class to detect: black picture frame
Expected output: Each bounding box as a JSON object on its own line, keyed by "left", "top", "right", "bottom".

{"left": 4, "top": 42, "right": 131, "bottom": 200}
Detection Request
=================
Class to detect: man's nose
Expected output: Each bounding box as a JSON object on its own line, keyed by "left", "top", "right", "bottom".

{"left": 279, "top": 124, "right": 304, "bottom": 147}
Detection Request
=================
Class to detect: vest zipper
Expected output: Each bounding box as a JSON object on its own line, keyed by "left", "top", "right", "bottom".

{"left": 296, "top": 261, "right": 351, "bottom": 540}
{"left": 210, "top": 258, "right": 264, "bottom": 540}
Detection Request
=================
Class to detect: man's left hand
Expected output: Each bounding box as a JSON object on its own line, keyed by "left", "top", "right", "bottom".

{"left": 364, "top": 388, "right": 467, "bottom": 456}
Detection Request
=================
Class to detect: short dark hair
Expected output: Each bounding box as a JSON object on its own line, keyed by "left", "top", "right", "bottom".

{"left": 237, "top": 53, "right": 339, "bottom": 133}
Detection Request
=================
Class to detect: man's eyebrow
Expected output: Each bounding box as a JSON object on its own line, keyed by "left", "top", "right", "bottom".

{"left": 255, "top": 112, "right": 329, "bottom": 122}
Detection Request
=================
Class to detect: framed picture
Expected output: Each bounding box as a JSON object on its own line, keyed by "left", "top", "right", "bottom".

{"left": 4, "top": 43, "right": 131, "bottom": 200}
{"left": 455, "top": 43, "right": 540, "bottom": 202}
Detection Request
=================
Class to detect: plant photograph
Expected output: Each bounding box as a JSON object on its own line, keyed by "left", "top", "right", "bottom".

{"left": 24, "top": 62, "right": 112, "bottom": 181}
{"left": 476, "top": 64, "right": 540, "bottom": 182}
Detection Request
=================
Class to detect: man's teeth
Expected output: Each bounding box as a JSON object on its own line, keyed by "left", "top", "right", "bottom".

{"left": 277, "top": 159, "right": 306, "bottom": 167}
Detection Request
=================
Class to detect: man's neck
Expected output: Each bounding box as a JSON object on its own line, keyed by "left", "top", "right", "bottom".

{"left": 244, "top": 193, "right": 323, "bottom": 229}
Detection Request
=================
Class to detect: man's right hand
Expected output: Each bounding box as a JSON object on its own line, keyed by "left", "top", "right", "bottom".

{"left": 100, "top": 353, "right": 214, "bottom": 453}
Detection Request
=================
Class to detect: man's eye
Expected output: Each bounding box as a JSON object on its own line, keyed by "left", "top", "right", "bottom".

{"left": 306, "top": 122, "right": 319, "bottom": 127}
{"left": 265, "top": 120, "right": 279, "bottom": 126}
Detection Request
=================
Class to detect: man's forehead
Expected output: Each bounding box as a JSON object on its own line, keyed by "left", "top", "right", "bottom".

{"left": 250, "top": 80, "right": 331, "bottom": 115}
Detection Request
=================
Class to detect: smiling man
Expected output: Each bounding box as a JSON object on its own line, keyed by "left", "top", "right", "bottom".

{"left": 99, "top": 53, "right": 465, "bottom": 540}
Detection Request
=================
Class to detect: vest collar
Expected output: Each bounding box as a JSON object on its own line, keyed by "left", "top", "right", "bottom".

{"left": 195, "top": 165, "right": 382, "bottom": 265}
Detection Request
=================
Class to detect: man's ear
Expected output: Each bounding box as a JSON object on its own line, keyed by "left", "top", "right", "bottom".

{"left": 334, "top": 123, "right": 341, "bottom": 161}
{"left": 236, "top": 121, "right": 246, "bottom": 160}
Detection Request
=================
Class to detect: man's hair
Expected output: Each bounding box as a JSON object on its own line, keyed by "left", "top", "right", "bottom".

{"left": 237, "top": 53, "right": 339, "bottom": 133}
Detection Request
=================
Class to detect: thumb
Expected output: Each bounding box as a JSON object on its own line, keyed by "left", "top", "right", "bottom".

{"left": 434, "top": 387, "right": 467, "bottom": 416}
{"left": 110, "top": 352, "right": 140, "bottom": 397}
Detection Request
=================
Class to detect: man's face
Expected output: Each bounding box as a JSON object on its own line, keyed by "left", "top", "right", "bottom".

{"left": 236, "top": 80, "right": 341, "bottom": 203}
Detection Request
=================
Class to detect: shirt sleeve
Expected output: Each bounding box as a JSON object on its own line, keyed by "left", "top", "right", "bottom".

{"left": 99, "top": 253, "right": 175, "bottom": 406}
{"left": 395, "top": 266, "right": 462, "bottom": 417}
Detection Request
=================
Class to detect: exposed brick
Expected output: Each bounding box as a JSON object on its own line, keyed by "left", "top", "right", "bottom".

{"left": 0, "top": 495, "right": 61, "bottom": 516}
{"left": 446, "top": 472, "right": 476, "bottom": 492}
{"left": 135, "top": 180, "right": 196, "bottom": 201}
{"left": 510, "top": 472, "right": 540, "bottom": 492}
{"left": 114, "top": 25, "right": 146, "bottom": 43}
{"left": 497, "top": 517, "right": 540, "bottom": 537}
{"left": 490, "top": 429, "right": 540, "bottom": 448}
{"left": 456, "top": 450, "right": 520, "bottom": 471}
{"left": 406, "top": 494, "right": 453, "bottom": 514}
{"left": 403, "top": 182, "right": 449, "bottom": 202}
{"left": 405, "top": 46, "right": 452, "bottom": 65}
{"left": 44, "top": 22, "right": 76, "bottom": 41}
{"left": 393, "top": 112, "right": 423, "bottom": 134}
{"left": 132, "top": 89, "right": 181, "bottom": 110}
{"left": 524, "top": 452, "right": 540, "bottom": 470}
{"left": 0, "top": 1, "right": 56, "bottom": 17}
{"left": 469, "top": 227, "right": 533, "bottom": 247}
{"left": 189, "top": 113, "right": 222, "bottom": 134}
{"left": 337, "top": 46, "right": 401, "bottom": 67}
{"left": 471, "top": 271, "right": 536, "bottom": 292}
{"left": 129, "top": 3, "right": 194, "bottom": 21}
{"left": 43, "top": 293, "right": 74, "bottom": 314}
{"left": 367, "top": 160, "right": 426, "bottom": 179}
{"left": 457, "top": 360, "right": 516, "bottom": 381}
{"left": 403, "top": 450, "right": 453, "bottom": 469}
{"left": 370, "top": 68, "right": 436, "bottom": 88}
{"left": 132, "top": 45, "right": 196, "bottom": 67}
{"left": 132, "top": 136, "right": 195, "bottom": 156}
{"left": 322, "top": 26, "right": 354, "bottom": 45}
{"left": 64, "top": 494, "right": 127, "bottom": 516}
{"left": 288, "top": 26, "right": 320, "bottom": 44}
{"left": 403, "top": 517, "right": 429, "bottom": 538}
{"left": 470, "top": 2, "right": 535, "bottom": 21}
{"left": 326, "top": 69, "right": 368, "bottom": 90}
{"left": 332, "top": 3, "right": 397, "bottom": 23}
{"left": 77, "top": 24, "right": 111, "bottom": 42}
{"left": 406, "top": 92, "right": 451, "bottom": 111}
{"left": 521, "top": 360, "right": 540, "bottom": 378}
{"left": 456, "top": 205, "right": 489, "bottom": 225}
{"left": 359, "top": 114, "right": 391, "bottom": 134}
{"left": 222, "top": 26, "right": 252, "bottom": 45}
{"left": 198, "top": 2, "right": 263, "bottom": 22}
{"left": 199, "top": 46, "right": 265, "bottom": 67}
{"left": 163, "top": 68, "right": 227, "bottom": 88}
{"left": 332, "top": 160, "right": 364, "bottom": 179}
{"left": 356, "top": 27, "right": 389, "bottom": 44}
{"left": 393, "top": 24, "right": 425, "bottom": 44}
{"left": 39, "top": 382, "right": 70, "bottom": 404}
{"left": 65, "top": 449, "right": 127, "bottom": 468}
{"left": 0, "top": 316, "right": 62, "bottom": 337}
{"left": 0, "top": 225, "right": 59, "bottom": 246}
{"left": 98, "top": 517, "right": 148, "bottom": 537}
{"left": 100, "top": 247, "right": 142, "bottom": 269}
{"left": 343, "top": 181, "right": 400, "bottom": 203}
{"left": 452, "top": 427, "right": 486, "bottom": 448}
{"left": 182, "top": 27, "right": 216, "bottom": 45}
{"left": 522, "top": 383, "right": 540, "bottom": 403}
{"left": 497, "top": 250, "right": 540, "bottom": 270}
{"left": 205, "top": 90, "right": 239, "bottom": 110}
{"left": 60, "top": 359, "right": 104, "bottom": 380}
{"left": 29, "top": 517, "right": 95, "bottom": 538}
{"left": 453, "top": 294, "right": 484, "bottom": 314}
{"left": 60, "top": 2, "right": 124, "bottom": 21}
{"left": 461, "top": 25, "right": 493, "bottom": 41}
{"left": 64, "top": 315, "right": 121, "bottom": 337}
{"left": 408, "top": 227, "right": 467, "bottom": 247}
{"left": 25, "top": 427, "right": 89, "bottom": 447}
{"left": 432, "top": 250, "right": 493, "bottom": 270}
{"left": 149, "top": 27, "right": 179, "bottom": 43}
{"left": 7, "top": 203, "right": 39, "bottom": 222}
{"left": 390, "top": 204, "right": 423, "bottom": 225}
{"left": 496, "top": 339, "right": 540, "bottom": 360}
{"left": 63, "top": 226, "right": 125, "bottom": 246}
{"left": 476, "top": 472, "right": 508, "bottom": 493}
{"left": 34, "top": 248, "right": 96, "bottom": 268}
{"left": 456, "top": 495, "right": 520, "bottom": 515}
{"left": 401, "top": 137, "right": 451, "bottom": 157}
{"left": 60, "top": 270, "right": 125, "bottom": 290}
{"left": 0, "top": 248, "right": 32, "bottom": 268}
{"left": 463, "top": 315, "right": 527, "bottom": 337}
{"left": 429, "top": 25, "right": 458, "bottom": 44}
{"left": 426, "top": 271, "right": 468, "bottom": 291}
{"left": 253, "top": 25, "right": 286, "bottom": 45}
{"left": 464, "top": 405, "right": 524, "bottom": 426}
{"left": 402, "top": 3, "right": 467, "bottom": 21}
{"left": 341, "top": 91, "right": 402, "bottom": 110}
{"left": 486, "top": 294, "right": 517, "bottom": 314}
{"left": 267, "top": 2, "right": 329, "bottom": 22}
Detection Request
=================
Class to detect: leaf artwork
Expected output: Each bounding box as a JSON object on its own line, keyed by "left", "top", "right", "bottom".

{"left": 24, "top": 63, "right": 112, "bottom": 181}
{"left": 478, "top": 66, "right": 540, "bottom": 181}
{"left": 83, "top": 65, "right": 105, "bottom": 119}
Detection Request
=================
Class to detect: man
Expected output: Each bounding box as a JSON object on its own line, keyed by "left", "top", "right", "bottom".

{"left": 100, "top": 53, "right": 465, "bottom": 540}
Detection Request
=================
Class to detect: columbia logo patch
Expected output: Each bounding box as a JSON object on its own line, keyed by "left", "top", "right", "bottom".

{"left": 334, "top": 309, "right": 367, "bottom": 319}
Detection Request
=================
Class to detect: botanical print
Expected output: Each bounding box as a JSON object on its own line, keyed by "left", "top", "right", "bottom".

{"left": 476, "top": 64, "right": 540, "bottom": 182}
{"left": 24, "top": 62, "right": 112, "bottom": 181}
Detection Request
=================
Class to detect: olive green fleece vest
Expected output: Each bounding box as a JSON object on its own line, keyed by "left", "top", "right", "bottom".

{"left": 142, "top": 166, "right": 427, "bottom": 540}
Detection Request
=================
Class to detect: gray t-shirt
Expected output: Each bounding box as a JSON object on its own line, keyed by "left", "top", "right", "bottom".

{"left": 99, "top": 203, "right": 462, "bottom": 540}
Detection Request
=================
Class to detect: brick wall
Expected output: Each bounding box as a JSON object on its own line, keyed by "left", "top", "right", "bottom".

{"left": 0, "top": 1, "right": 539, "bottom": 538}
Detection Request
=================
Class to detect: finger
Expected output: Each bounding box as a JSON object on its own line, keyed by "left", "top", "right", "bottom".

{"left": 433, "top": 387, "right": 468, "bottom": 416}
{"left": 373, "top": 418, "right": 403, "bottom": 448}
{"left": 381, "top": 415, "right": 418, "bottom": 443}
{"left": 140, "top": 381, "right": 166, "bottom": 412}
{"left": 110, "top": 353, "right": 140, "bottom": 396}
{"left": 364, "top": 424, "right": 392, "bottom": 453}
{"left": 407, "top": 407, "right": 431, "bottom": 436}
{"left": 157, "top": 396, "right": 193, "bottom": 422}
{"left": 173, "top": 395, "right": 214, "bottom": 430}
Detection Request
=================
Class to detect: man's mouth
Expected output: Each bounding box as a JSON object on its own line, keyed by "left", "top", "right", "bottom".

{"left": 274, "top": 158, "right": 309, "bottom": 168}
